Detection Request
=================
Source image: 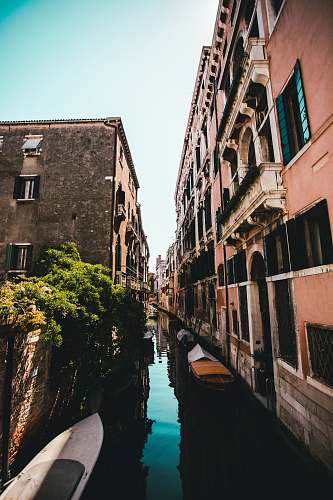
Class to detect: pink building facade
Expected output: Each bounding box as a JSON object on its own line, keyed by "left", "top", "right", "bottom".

{"left": 172, "top": 0, "right": 333, "bottom": 470}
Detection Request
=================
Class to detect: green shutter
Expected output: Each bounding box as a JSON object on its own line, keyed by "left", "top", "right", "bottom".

{"left": 5, "top": 244, "right": 13, "bottom": 270}
{"left": 13, "top": 177, "right": 21, "bottom": 199}
{"left": 33, "top": 176, "right": 40, "bottom": 199}
{"left": 26, "top": 245, "right": 33, "bottom": 271}
{"left": 276, "top": 94, "right": 292, "bottom": 165}
{"left": 294, "top": 60, "right": 311, "bottom": 144}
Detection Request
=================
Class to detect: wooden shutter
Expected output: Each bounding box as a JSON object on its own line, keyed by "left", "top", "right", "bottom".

{"left": 311, "top": 199, "right": 333, "bottom": 265}
{"left": 278, "top": 224, "right": 290, "bottom": 273}
{"left": 26, "top": 245, "right": 33, "bottom": 271}
{"left": 13, "top": 177, "right": 21, "bottom": 199}
{"left": 234, "top": 250, "right": 247, "bottom": 283}
{"left": 287, "top": 217, "right": 307, "bottom": 270}
{"left": 265, "top": 231, "right": 277, "bottom": 276}
{"left": 276, "top": 94, "right": 292, "bottom": 165}
{"left": 5, "top": 244, "right": 13, "bottom": 270}
{"left": 33, "top": 176, "right": 40, "bottom": 199}
{"left": 294, "top": 60, "right": 311, "bottom": 144}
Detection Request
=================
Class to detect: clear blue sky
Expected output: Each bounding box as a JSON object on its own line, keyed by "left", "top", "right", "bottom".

{"left": 0, "top": 0, "right": 218, "bottom": 267}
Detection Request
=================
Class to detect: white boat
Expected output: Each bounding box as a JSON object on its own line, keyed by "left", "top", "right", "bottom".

{"left": 177, "top": 328, "right": 195, "bottom": 347}
{"left": 0, "top": 413, "right": 103, "bottom": 500}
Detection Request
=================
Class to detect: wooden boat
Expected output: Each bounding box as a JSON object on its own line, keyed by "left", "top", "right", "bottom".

{"left": 0, "top": 413, "right": 103, "bottom": 500}
{"left": 188, "top": 344, "right": 234, "bottom": 391}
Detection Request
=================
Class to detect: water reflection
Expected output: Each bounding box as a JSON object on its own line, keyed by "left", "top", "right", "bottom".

{"left": 83, "top": 311, "right": 332, "bottom": 500}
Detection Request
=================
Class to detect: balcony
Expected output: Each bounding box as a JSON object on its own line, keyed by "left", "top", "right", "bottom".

{"left": 126, "top": 220, "right": 139, "bottom": 242}
{"left": 126, "top": 276, "right": 141, "bottom": 291}
{"left": 115, "top": 271, "right": 127, "bottom": 286}
{"left": 217, "top": 38, "right": 269, "bottom": 143}
{"left": 220, "top": 163, "right": 286, "bottom": 242}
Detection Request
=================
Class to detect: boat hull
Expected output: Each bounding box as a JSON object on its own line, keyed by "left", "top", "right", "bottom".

{"left": 1, "top": 413, "right": 103, "bottom": 500}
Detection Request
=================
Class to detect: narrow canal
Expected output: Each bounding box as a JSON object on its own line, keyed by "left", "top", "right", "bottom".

{"left": 83, "top": 311, "right": 332, "bottom": 499}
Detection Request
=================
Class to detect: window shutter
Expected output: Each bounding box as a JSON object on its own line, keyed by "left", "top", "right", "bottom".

{"left": 33, "top": 176, "right": 40, "bottom": 199}
{"left": 26, "top": 246, "right": 33, "bottom": 271}
{"left": 265, "top": 232, "right": 277, "bottom": 275}
{"left": 276, "top": 94, "right": 292, "bottom": 165}
{"left": 294, "top": 60, "right": 311, "bottom": 144}
{"left": 287, "top": 217, "right": 307, "bottom": 270}
{"left": 5, "top": 244, "right": 13, "bottom": 270}
{"left": 195, "top": 146, "right": 201, "bottom": 173}
{"left": 13, "top": 177, "right": 21, "bottom": 199}
{"left": 278, "top": 224, "right": 290, "bottom": 273}
{"left": 313, "top": 199, "right": 333, "bottom": 264}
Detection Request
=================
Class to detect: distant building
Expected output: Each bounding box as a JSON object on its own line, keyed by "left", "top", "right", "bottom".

{"left": 0, "top": 117, "right": 149, "bottom": 303}
{"left": 155, "top": 255, "right": 166, "bottom": 307}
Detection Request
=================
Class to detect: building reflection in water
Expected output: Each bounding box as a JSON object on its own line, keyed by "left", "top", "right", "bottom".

{"left": 83, "top": 311, "right": 329, "bottom": 500}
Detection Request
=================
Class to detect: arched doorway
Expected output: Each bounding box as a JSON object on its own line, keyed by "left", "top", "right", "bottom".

{"left": 250, "top": 252, "right": 275, "bottom": 405}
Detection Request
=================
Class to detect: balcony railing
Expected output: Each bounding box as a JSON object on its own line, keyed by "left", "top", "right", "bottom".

{"left": 220, "top": 162, "right": 285, "bottom": 242}
{"left": 115, "top": 271, "right": 127, "bottom": 286}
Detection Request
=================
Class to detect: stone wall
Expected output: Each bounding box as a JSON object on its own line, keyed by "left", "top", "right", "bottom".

{"left": 0, "top": 330, "right": 51, "bottom": 467}
{"left": 277, "top": 365, "right": 333, "bottom": 473}
{"left": 0, "top": 121, "right": 116, "bottom": 273}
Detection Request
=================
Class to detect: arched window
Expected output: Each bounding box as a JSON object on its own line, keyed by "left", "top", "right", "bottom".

{"left": 240, "top": 127, "right": 257, "bottom": 167}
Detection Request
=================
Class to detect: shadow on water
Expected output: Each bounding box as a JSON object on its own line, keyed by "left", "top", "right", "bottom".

{"left": 83, "top": 312, "right": 333, "bottom": 500}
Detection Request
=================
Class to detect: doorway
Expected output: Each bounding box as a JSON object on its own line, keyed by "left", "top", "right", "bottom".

{"left": 250, "top": 252, "right": 275, "bottom": 408}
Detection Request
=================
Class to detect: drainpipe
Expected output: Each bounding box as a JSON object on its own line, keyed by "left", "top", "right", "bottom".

{"left": 1, "top": 331, "right": 15, "bottom": 489}
{"left": 105, "top": 121, "right": 118, "bottom": 279}
{"left": 213, "top": 76, "right": 231, "bottom": 367}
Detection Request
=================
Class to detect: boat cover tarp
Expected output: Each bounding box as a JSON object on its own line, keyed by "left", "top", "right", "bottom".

{"left": 177, "top": 329, "right": 194, "bottom": 342}
{"left": 187, "top": 344, "right": 218, "bottom": 363}
{"left": 191, "top": 360, "right": 233, "bottom": 378}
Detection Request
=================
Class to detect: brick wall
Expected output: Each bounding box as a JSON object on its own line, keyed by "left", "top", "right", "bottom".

{"left": 0, "top": 330, "right": 51, "bottom": 466}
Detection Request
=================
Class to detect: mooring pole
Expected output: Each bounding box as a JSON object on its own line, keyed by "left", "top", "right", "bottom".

{"left": 1, "top": 333, "right": 15, "bottom": 489}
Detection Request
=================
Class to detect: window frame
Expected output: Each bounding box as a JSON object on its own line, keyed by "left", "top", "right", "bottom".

{"left": 13, "top": 175, "right": 40, "bottom": 201}
{"left": 5, "top": 243, "right": 33, "bottom": 272}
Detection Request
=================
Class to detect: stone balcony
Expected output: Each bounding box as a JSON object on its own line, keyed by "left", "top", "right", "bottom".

{"left": 220, "top": 163, "right": 286, "bottom": 242}
{"left": 126, "top": 276, "right": 141, "bottom": 291}
{"left": 218, "top": 38, "right": 270, "bottom": 144}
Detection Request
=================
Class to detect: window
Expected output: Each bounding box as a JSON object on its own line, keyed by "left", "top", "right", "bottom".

{"left": 276, "top": 60, "right": 310, "bottom": 164}
{"left": 234, "top": 250, "right": 247, "bottom": 283}
{"left": 287, "top": 199, "right": 333, "bottom": 270}
{"left": 232, "top": 308, "right": 239, "bottom": 336}
{"left": 265, "top": 224, "right": 290, "bottom": 275}
{"left": 204, "top": 189, "right": 212, "bottom": 231}
{"left": 195, "top": 146, "right": 201, "bottom": 174}
{"left": 13, "top": 176, "right": 40, "bottom": 200}
{"left": 239, "top": 286, "right": 250, "bottom": 341}
{"left": 22, "top": 136, "right": 43, "bottom": 156}
{"left": 5, "top": 244, "right": 33, "bottom": 271}
{"left": 227, "top": 258, "right": 235, "bottom": 284}
{"left": 218, "top": 263, "right": 225, "bottom": 286}
{"left": 197, "top": 206, "right": 204, "bottom": 241}
{"left": 0, "top": 136, "right": 3, "bottom": 152}
{"left": 307, "top": 323, "right": 333, "bottom": 388}
{"left": 275, "top": 279, "right": 297, "bottom": 367}
{"left": 119, "top": 145, "right": 124, "bottom": 163}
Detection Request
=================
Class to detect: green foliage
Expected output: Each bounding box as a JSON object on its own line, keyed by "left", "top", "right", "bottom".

{"left": 0, "top": 278, "right": 75, "bottom": 346}
{"left": 1, "top": 242, "right": 146, "bottom": 380}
